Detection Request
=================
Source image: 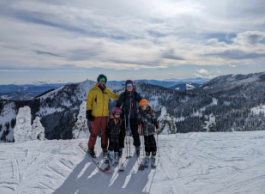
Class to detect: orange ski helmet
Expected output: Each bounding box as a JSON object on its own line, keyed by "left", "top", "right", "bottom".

{"left": 139, "top": 99, "right": 148, "bottom": 107}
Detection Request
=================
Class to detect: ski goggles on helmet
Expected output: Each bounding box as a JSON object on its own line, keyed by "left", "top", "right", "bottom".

{"left": 99, "top": 77, "right": 106, "bottom": 82}
{"left": 126, "top": 83, "right": 133, "bottom": 88}
{"left": 113, "top": 112, "right": 121, "bottom": 116}
{"left": 140, "top": 105, "right": 148, "bottom": 108}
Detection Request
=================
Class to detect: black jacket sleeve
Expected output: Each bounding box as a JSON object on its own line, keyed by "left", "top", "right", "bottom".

{"left": 137, "top": 112, "right": 143, "bottom": 125}
{"left": 115, "top": 92, "right": 125, "bottom": 108}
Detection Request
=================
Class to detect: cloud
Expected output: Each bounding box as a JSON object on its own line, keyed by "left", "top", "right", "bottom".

{"left": 205, "top": 49, "right": 265, "bottom": 60}
{"left": 194, "top": 69, "right": 215, "bottom": 79}
{"left": 232, "top": 31, "right": 265, "bottom": 45}
{"left": 34, "top": 50, "right": 61, "bottom": 57}
{"left": 197, "top": 69, "right": 210, "bottom": 75}
{"left": 0, "top": 0, "right": 264, "bottom": 74}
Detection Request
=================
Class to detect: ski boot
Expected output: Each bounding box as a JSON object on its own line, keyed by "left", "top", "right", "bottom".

{"left": 114, "top": 152, "right": 119, "bottom": 163}
{"left": 119, "top": 148, "right": 123, "bottom": 157}
{"left": 136, "top": 146, "right": 140, "bottom": 157}
{"left": 143, "top": 152, "right": 150, "bottom": 168}
{"left": 88, "top": 148, "right": 96, "bottom": 158}
{"left": 151, "top": 151, "right": 156, "bottom": 168}
{"left": 102, "top": 147, "right": 108, "bottom": 157}
{"left": 108, "top": 151, "right": 114, "bottom": 160}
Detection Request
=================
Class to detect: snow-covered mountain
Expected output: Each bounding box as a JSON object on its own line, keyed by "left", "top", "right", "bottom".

{"left": 0, "top": 83, "right": 75, "bottom": 101}
{"left": 0, "top": 80, "right": 125, "bottom": 141}
{"left": 108, "top": 77, "right": 209, "bottom": 88}
{"left": 0, "top": 83, "right": 72, "bottom": 93}
{"left": 168, "top": 83, "right": 201, "bottom": 91}
{"left": 157, "top": 107, "right": 177, "bottom": 134}
{"left": 0, "top": 131, "right": 264, "bottom": 194}
{"left": 1, "top": 71, "right": 265, "bottom": 142}
{"left": 0, "top": 91, "right": 41, "bottom": 101}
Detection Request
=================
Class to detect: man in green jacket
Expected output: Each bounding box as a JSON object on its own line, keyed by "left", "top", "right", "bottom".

{"left": 86, "top": 74, "right": 121, "bottom": 158}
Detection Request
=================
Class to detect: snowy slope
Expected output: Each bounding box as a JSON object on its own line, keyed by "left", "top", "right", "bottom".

{"left": 1, "top": 131, "right": 265, "bottom": 194}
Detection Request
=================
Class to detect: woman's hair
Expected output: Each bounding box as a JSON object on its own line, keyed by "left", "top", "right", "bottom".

{"left": 113, "top": 116, "right": 122, "bottom": 125}
{"left": 139, "top": 106, "right": 155, "bottom": 116}
{"left": 150, "top": 107, "right": 155, "bottom": 116}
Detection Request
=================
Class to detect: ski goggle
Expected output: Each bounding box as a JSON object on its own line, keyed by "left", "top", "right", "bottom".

{"left": 99, "top": 77, "right": 106, "bottom": 82}
{"left": 126, "top": 83, "right": 133, "bottom": 88}
{"left": 141, "top": 105, "right": 148, "bottom": 108}
{"left": 114, "top": 112, "right": 121, "bottom": 116}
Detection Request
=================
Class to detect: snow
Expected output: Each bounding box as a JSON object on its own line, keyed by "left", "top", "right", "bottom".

{"left": 37, "top": 106, "right": 65, "bottom": 116}
{"left": 251, "top": 104, "right": 265, "bottom": 115}
{"left": 1, "top": 95, "right": 12, "bottom": 100}
{"left": 202, "top": 113, "right": 216, "bottom": 132}
{"left": 158, "top": 107, "right": 177, "bottom": 134}
{"left": 72, "top": 101, "right": 90, "bottom": 139}
{"left": 148, "top": 96, "right": 160, "bottom": 111}
{"left": 0, "top": 131, "right": 265, "bottom": 193}
{"left": 186, "top": 84, "right": 195, "bottom": 90}
{"left": 200, "top": 98, "right": 218, "bottom": 111}
{"left": 175, "top": 87, "right": 180, "bottom": 90}
{"left": 32, "top": 117, "right": 46, "bottom": 141}
{"left": 14, "top": 106, "right": 32, "bottom": 142}
{"left": 0, "top": 102, "right": 16, "bottom": 142}
{"left": 14, "top": 106, "right": 46, "bottom": 142}
{"left": 179, "top": 96, "right": 189, "bottom": 103}
{"left": 179, "top": 98, "right": 218, "bottom": 123}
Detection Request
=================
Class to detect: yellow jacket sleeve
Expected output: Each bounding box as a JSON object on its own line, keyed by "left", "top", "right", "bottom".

{"left": 86, "top": 89, "right": 94, "bottom": 110}
{"left": 106, "top": 88, "right": 121, "bottom": 100}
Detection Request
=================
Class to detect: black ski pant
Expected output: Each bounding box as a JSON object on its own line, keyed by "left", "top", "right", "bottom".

{"left": 108, "top": 137, "right": 119, "bottom": 152}
{"left": 144, "top": 135, "right": 157, "bottom": 154}
{"left": 119, "top": 118, "right": 140, "bottom": 148}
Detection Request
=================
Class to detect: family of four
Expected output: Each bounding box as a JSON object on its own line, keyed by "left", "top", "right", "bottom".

{"left": 86, "top": 74, "right": 159, "bottom": 161}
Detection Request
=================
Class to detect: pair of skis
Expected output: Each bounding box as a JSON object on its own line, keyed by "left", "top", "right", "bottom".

{"left": 79, "top": 142, "right": 124, "bottom": 173}
{"left": 138, "top": 156, "right": 157, "bottom": 170}
{"left": 137, "top": 125, "right": 158, "bottom": 170}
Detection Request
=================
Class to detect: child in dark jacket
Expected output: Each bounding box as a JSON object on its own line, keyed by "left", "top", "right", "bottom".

{"left": 137, "top": 99, "right": 159, "bottom": 158}
{"left": 106, "top": 107, "right": 123, "bottom": 161}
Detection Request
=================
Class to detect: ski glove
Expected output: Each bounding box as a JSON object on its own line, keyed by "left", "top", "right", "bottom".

{"left": 86, "top": 110, "right": 95, "bottom": 121}
{"left": 155, "top": 124, "right": 159, "bottom": 129}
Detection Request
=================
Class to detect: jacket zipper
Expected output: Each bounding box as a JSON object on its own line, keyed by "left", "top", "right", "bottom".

{"left": 129, "top": 92, "right": 132, "bottom": 117}
{"left": 102, "top": 91, "right": 105, "bottom": 116}
{"left": 142, "top": 113, "right": 149, "bottom": 136}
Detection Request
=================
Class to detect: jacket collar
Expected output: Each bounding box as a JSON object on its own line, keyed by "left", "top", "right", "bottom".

{"left": 126, "top": 90, "right": 135, "bottom": 96}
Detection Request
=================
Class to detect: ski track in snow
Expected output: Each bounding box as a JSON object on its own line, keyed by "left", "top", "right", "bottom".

{"left": 0, "top": 131, "right": 265, "bottom": 194}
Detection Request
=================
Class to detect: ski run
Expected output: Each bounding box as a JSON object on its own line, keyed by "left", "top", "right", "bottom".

{"left": 1, "top": 131, "right": 265, "bottom": 194}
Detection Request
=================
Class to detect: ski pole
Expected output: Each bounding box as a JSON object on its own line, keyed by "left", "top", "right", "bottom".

{"left": 124, "top": 114, "right": 128, "bottom": 158}
{"left": 156, "top": 127, "right": 159, "bottom": 157}
{"left": 128, "top": 117, "right": 132, "bottom": 158}
{"left": 142, "top": 127, "right": 144, "bottom": 157}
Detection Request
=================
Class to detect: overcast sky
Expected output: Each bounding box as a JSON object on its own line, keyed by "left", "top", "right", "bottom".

{"left": 0, "top": 0, "right": 265, "bottom": 84}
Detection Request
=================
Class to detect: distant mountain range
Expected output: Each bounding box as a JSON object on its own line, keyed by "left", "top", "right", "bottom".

{"left": 1, "top": 72, "right": 265, "bottom": 142}
{"left": 0, "top": 78, "right": 209, "bottom": 100}
{"left": 0, "top": 83, "right": 73, "bottom": 93}
{"left": 108, "top": 77, "right": 210, "bottom": 87}
{"left": 0, "top": 91, "right": 41, "bottom": 101}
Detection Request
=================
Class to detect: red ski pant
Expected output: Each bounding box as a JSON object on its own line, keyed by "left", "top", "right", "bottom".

{"left": 88, "top": 116, "right": 108, "bottom": 149}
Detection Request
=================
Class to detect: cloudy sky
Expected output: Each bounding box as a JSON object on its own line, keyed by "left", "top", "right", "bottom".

{"left": 0, "top": 0, "right": 265, "bottom": 84}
